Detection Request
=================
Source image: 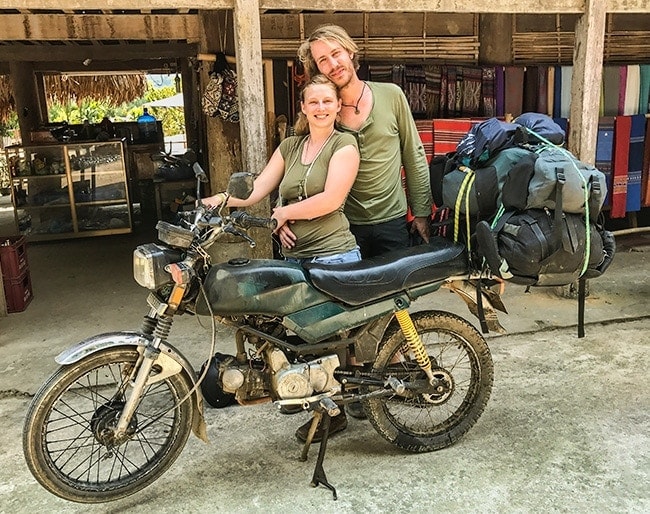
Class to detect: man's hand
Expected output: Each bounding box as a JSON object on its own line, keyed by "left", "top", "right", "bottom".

{"left": 410, "top": 216, "right": 430, "bottom": 243}
{"left": 274, "top": 221, "right": 297, "bottom": 249}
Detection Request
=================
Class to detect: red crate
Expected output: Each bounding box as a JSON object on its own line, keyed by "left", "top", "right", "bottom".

{"left": 0, "top": 236, "right": 29, "bottom": 280}
{"left": 3, "top": 268, "right": 33, "bottom": 313}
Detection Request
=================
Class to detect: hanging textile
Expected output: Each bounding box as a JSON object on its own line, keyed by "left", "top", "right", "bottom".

{"left": 522, "top": 66, "right": 538, "bottom": 114}
{"left": 536, "top": 66, "right": 548, "bottom": 115}
{"left": 617, "top": 66, "right": 628, "bottom": 116}
{"left": 639, "top": 65, "right": 650, "bottom": 114}
{"left": 495, "top": 66, "right": 505, "bottom": 118}
{"left": 504, "top": 66, "right": 524, "bottom": 118}
{"left": 623, "top": 65, "right": 640, "bottom": 116}
{"left": 461, "top": 66, "right": 483, "bottom": 117}
{"left": 481, "top": 67, "right": 496, "bottom": 118}
{"left": 596, "top": 117, "right": 615, "bottom": 207}
{"left": 415, "top": 120, "right": 434, "bottom": 163}
{"left": 642, "top": 117, "right": 650, "bottom": 207}
{"left": 560, "top": 66, "right": 572, "bottom": 119}
{"left": 611, "top": 115, "right": 631, "bottom": 218}
{"left": 425, "top": 65, "right": 442, "bottom": 119}
{"left": 552, "top": 66, "right": 562, "bottom": 119}
{"left": 626, "top": 114, "right": 646, "bottom": 213}
{"left": 546, "top": 66, "right": 555, "bottom": 117}
{"left": 445, "top": 66, "right": 458, "bottom": 117}
{"left": 602, "top": 66, "right": 620, "bottom": 117}
{"left": 405, "top": 65, "right": 427, "bottom": 117}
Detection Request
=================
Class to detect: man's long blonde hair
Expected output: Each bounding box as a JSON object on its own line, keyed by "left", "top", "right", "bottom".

{"left": 297, "top": 24, "right": 360, "bottom": 79}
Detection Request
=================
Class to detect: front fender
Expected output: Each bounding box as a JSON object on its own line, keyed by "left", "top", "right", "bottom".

{"left": 55, "top": 331, "right": 208, "bottom": 443}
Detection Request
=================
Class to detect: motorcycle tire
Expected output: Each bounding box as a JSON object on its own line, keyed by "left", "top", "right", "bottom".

{"left": 362, "top": 310, "right": 493, "bottom": 453}
{"left": 199, "top": 353, "right": 237, "bottom": 409}
{"left": 23, "top": 347, "right": 194, "bottom": 503}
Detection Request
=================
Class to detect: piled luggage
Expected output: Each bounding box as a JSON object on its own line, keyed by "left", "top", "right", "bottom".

{"left": 430, "top": 113, "right": 616, "bottom": 335}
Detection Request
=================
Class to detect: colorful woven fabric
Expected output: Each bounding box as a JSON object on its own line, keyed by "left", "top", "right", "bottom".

{"left": 461, "top": 66, "right": 483, "bottom": 117}
{"left": 405, "top": 65, "right": 427, "bottom": 116}
{"left": 611, "top": 115, "right": 631, "bottom": 218}
{"left": 596, "top": 117, "right": 615, "bottom": 207}
{"left": 626, "top": 114, "right": 646, "bottom": 212}
{"left": 432, "top": 118, "right": 473, "bottom": 156}
{"left": 425, "top": 65, "right": 442, "bottom": 119}
{"left": 481, "top": 67, "right": 496, "bottom": 117}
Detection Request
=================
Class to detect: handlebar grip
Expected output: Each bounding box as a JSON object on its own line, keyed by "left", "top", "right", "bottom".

{"left": 230, "top": 211, "right": 277, "bottom": 230}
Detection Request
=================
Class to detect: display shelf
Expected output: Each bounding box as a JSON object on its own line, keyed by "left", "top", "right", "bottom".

{"left": 6, "top": 141, "right": 132, "bottom": 241}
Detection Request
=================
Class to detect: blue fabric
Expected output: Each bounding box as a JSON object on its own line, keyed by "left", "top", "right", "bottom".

{"left": 626, "top": 114, "right": 646, "bottom": 212}
{"left": 596, "top": 117, "right": 615, "bottom": 207}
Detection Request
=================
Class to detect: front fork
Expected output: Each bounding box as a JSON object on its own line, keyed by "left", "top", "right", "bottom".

{"left": 114, "top": 306, "right": 175, "bottom": 438}
{"left": 394, "top": 309, "right": 437, "bottom": 385}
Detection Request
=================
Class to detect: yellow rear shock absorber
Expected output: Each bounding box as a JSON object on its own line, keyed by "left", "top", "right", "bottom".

{"left": 394, "top": 309, "right": 436, "bottom": 384}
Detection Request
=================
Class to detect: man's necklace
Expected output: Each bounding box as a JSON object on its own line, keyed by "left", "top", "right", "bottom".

{"left": 341, "top": 81, "right": 367, "bottom": 115}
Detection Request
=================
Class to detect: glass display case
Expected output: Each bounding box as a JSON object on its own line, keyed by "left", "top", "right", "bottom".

{"left": 6, "top": 141, "right": 132, "bottom": 240}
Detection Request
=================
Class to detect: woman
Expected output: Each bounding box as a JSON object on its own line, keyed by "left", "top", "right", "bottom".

{"left": 204, "top": 74, "right": 360, "bottom": 265}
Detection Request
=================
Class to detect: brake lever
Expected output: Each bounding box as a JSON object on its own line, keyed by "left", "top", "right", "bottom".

{"left": 223, "top": 224, "right": 256, "bottom": 248}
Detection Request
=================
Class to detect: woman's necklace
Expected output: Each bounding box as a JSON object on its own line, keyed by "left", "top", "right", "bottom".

{"left": 341, "top": 81, "right": 367, "bottom": 115}
{"left": 298, "top": 129, "right": 335, "bottom": 200}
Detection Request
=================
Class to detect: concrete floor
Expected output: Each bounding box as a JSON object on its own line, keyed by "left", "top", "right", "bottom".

{"left": 0, "top": 200, "right": 649, "bottom": 513}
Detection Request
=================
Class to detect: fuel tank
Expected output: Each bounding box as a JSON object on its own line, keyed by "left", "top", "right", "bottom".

{"left": 195, "top": 258, "right": 330, "bottom": 316}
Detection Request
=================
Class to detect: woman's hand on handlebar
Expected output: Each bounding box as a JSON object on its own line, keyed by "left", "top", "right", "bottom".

{"left": 202, "top": 192, "right": 228, "bottom": 209}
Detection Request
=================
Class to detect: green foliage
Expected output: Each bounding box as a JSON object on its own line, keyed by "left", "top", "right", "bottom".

{"left": 48, "top": 81, "right": 186, "bottom": 137}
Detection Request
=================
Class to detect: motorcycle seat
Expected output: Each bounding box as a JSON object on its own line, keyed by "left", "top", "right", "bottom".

{"left": 304, "top": 237, "right": 469, "bottom": 306}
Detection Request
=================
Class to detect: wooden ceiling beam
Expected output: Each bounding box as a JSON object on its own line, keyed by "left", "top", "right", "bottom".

{"left": 0, "top": 41, "right": 197, "bottom": 61}
{"left": 1, "top": 1, "right": 649, "bottom": 14}
{"left": 2, "top": 14, "right": 200, "bottom": 41}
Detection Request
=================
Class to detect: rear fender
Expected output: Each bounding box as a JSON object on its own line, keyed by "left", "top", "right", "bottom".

{"left": 55, "top": 331, "right": 208, "bottom": 443}
{"left": 443, "top": 279, "right": 508, "bottom": 334}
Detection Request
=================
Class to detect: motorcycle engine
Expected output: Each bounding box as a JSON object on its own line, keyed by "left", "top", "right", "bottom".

{"left": 219, "top": 349, "right": 340, "bottom": 403}
{"left": 267, "top": 349, "right": 340, "bottom": 400}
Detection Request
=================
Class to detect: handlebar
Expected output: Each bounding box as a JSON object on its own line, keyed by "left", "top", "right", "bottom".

{"left": 230, "top": 211, "right": 277, "bottom": 231}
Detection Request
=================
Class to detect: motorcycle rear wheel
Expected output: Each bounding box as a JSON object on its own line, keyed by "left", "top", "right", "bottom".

{"left": 363, "top": 310, "right": 493, "bottom": 453}
{"left": 23, "top": 347, "right": 194, "bottom": 503}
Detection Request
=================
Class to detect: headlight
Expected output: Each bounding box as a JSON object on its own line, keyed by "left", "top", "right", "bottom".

{"left": 133, "top": 243, "right": 183, "bottom": 289}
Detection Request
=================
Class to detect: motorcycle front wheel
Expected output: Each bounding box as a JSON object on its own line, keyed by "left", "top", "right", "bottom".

{"left": 23, "top": 347, "right": 194, "bottom": 503}
{"left": 363, "top": 311, "right": 493, "bottom": 453}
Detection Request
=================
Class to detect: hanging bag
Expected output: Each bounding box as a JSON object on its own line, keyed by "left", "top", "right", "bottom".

{"left": 202, "top": 52, "right": 240, "bottom": 123}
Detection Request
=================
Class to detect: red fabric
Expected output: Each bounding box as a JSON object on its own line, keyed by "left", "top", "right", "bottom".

{"left": 432, "top": 118, "right": 473, "bottom": 156}
{"left": 611, "top": 116, "right": 631, "bottom": 218}
{"left": 504, "top": 66, "right": 525, "bottom": 118}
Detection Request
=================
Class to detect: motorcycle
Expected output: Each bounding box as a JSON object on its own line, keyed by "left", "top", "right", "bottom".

{"left": 22, "top": 163, "right": 507, "bottom": 503}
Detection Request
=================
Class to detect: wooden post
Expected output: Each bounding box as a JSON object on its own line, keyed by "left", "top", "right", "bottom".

{"left": 9, "top": 62, "right": 43, "bottom": 145}
{"left": 568, "top": 0, "right": 606, "bottom": 165}
{"left": 232, "top": 0, "right": 272, "bottom": 259}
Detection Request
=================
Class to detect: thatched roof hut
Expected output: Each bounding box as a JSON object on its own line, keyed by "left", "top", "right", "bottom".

{"left": 0, "top": 73, "right": 148, "bottom": 124}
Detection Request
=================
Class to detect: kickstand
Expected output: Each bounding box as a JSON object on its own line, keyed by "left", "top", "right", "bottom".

{"left": 309, "top": 412, "right": 337, "bottom": 500}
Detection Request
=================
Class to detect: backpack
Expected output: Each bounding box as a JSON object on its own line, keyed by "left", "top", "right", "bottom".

{"left": 501, "top": 145, "right": 607, "bottom": 222}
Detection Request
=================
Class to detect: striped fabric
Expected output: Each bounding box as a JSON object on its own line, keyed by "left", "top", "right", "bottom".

{"left": 425, "top": 65, "right": 442, "bottom": 119}
{"left": 643, "top": 117, "right": 650, "bottom": 207}
{"left": 432, "top": 118, "right": 474, "bottom": 156}
{"left": 482, "top": 67, "right": 496, "bottom": 117}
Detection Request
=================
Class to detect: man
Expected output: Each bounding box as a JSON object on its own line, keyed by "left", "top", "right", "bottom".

{"left": 284, "top": 24, "right": 433, "bottom": 443}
